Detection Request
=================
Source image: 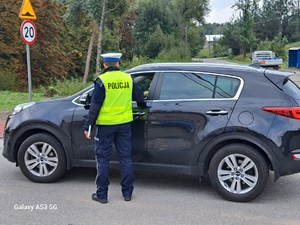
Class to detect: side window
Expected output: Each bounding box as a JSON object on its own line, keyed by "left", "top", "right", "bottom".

{"left": 132, "top": 73, "right": 155, "bottom": 99}
{"left": 159, "top": 72, "right": 216, "bottom": 100}
{"left": 214, "top": 76, "right": 240, "bottom": 98}
{"left": 135, "top": 76, "right": 153, "bottom": 92}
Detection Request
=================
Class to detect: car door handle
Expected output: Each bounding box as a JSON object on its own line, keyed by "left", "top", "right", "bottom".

{"left": 133, "top": 112, "right": 145, "bottom": 116}
{"left": 206, "top": 110, "right": 229, "bottom": 116}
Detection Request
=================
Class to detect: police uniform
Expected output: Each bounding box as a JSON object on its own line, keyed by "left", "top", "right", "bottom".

{"left": 84, "top": 53, "right": 144, "bottom": 203}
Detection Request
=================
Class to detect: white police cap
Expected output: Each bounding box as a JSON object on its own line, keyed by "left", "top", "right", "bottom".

{"left": 101, "top": 53, "right": 122, "bottom": 62}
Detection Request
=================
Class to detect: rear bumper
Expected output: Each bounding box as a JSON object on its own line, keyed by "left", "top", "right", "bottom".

{"left": 277, "top": 159, "right": 300, "bottom": 177}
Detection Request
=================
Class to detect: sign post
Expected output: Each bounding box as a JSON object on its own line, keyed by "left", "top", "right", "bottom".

{"left": 19, "top": 0, "right": 37, "bottom": 102}
{"left": 20, "top": 20, "right": 37, "bottom": 102}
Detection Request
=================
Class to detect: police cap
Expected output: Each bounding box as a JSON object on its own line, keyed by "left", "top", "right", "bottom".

{"left": 101, "top": 53, "right": 122, "bottom": 62}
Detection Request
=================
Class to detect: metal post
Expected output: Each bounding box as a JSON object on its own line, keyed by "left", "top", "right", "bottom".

{"left": 26, "top": 44, "right": 32, "bottom": 102}
{"left": 208, "top": 33, "right": 211, "bottom": 57}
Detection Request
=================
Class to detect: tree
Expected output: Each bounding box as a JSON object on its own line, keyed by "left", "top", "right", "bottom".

{"left": 254, "top": 0, "right": 281, "bottom": 40}
{"left": 0, "top": 0, "right": 77, "bottom": 90}
{"left": 62, "top": 0, "right": 130, "bottom": 81}
{"left": 165, "top": 0, "right": 209, "bottom": 48}
{"left": 232, "top": 0, "right": 258, "bottom": 57}
{"left": 134, "top": 0, "right": 175, "bottom": 56}
{"left": 144, "top": 25, "right": 167, "bottom": 58}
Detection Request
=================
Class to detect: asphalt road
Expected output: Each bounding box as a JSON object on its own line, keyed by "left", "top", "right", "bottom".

{"left": 1, "top": 138, "right": 300, "bottom": 225}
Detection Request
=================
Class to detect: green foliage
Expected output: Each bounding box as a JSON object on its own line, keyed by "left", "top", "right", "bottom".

{"left": 188, "top": 26, "right": 205, "bottom": 57}
{"left": 222, "top": 0, "right": 298, "bottom": 58}
{"left": 144, "top": 26, "right": 167, "bottom": 59}
{"left": 134, "top": 0, "right": 208, "bottom": 60}
{"left": 121, "top": 56, "right": 152, "bottom": 70}
{"left": 157, "top": 42, "right": 191, "bottom": 62}
{"left": 134, "top": 0, "right": 175, "bottom": 56}
{"left": 166, "top": 0, "right": 209, "bottom": 26}
{"left": 212, "top": 42, "right": 229, "bottom": 58}
{"left": 285, "top": 41, "right": 300, "bottom": 50}
{"left": 0, "top": 68, "right": 16, "bottom": 91}
{"left": 197, "top": 48, "right": 210, "bottom": 58}
{"left": 227, "top": 54, "right": 251, "bottom": 64}
{"left": 42, "top": 78, "right": 92, "bottom": 97}
{"left": 0, "top": 0, "right": 84, "bottom": 91}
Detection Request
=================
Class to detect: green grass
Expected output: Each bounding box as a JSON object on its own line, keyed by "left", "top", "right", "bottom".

{"left": 0, "top": 91, "right": 50, "bottom": 111}
{"left": 285, "top": 41, "right": 300, "bottom": 50}
{"left": 197, "top": 48, "right": 211, "bottom": 58}
{"left": 0, "top": 78, "right": 92, "bottom": 111}
{"left": 225, "top": 54, "right": 252, "bottom": 64}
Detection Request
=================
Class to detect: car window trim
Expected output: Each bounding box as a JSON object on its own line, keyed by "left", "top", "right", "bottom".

{"left": 154, "top": 71, "right": 244, "bottom": 101}
{"left": 72, "top": 70, "right": 244, "bottom": 105}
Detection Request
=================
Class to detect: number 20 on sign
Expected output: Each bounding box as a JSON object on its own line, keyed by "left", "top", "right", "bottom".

{"left": 20, "top": 20, "right": 37, "bottom": 45}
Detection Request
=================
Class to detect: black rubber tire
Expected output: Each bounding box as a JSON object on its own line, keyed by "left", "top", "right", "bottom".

{"left": 209, "top": 144, "right": 269, "bottom": 202}
{"left": 17, "top": 133, "right": 67, "bottom": 183}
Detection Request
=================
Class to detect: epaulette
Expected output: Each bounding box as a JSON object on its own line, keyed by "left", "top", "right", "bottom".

{"left": 94, "top": 77, "right": 103, "bottom": 86}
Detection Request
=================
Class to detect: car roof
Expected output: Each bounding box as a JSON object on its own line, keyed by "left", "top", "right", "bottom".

{"left": 126, "top": 62, "right": 294, "bottom": 78}
{"left": 127, "top": 62, "right": 262, "bottom": 75}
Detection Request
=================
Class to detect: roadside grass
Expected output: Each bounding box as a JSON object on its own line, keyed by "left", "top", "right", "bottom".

{"left": 0, "top": 91, "right": 49, "bottom": 111}
{"left": 225, "top": 54, "right": 251, "bottom": 64}
{"left": 285, "top": 41, "right": 300, "bottom": 50}
{"left": 0, "top": 78, "right": 92, "bottom": 111}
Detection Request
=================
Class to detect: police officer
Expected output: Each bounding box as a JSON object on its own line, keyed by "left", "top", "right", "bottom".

{"left": 84, "top": 53, "right": 144, "bottom": 204}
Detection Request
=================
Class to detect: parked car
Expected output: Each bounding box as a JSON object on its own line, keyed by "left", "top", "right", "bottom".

{"left": 3, "top": 63, "right": 300, "bottom": 202}
{"left": 251, "top": 50, "right": 283, "bottom": 69}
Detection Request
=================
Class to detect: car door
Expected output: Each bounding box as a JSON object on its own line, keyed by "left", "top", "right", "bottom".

{"left": 146, "top": 71, "right": 242, "bottom": 166}
{"left": 70, "top": 72, "right": 158, "bottom": 163}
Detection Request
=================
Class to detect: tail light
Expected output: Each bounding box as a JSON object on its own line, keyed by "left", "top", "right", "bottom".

{"left": 292, "top": 150, "right": 300, "bottom": 160}
{"left": 262, "top": 107, "right": 300, "bottom": 119}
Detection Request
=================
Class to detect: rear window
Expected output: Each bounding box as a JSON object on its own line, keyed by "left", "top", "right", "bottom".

{"left": 283, "top": 78, "right": 300, "bottom": 101}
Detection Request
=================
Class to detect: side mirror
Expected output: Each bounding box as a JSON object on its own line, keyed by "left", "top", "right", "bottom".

{"left": 143, "top": 91, "right": 149, "bottom": 100}
{"left": 79, "top": 93, "right": 91, "bottom": 109}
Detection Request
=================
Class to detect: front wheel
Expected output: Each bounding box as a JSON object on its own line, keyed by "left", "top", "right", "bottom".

{"left": 209, "top": 144, "right": 269, "bottom": 202}
{"left": 17, "top": 133, "right": 67, "bottom": 183}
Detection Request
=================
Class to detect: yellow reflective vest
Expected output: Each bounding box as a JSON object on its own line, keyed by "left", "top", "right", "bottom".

{"left": 96, "top": 70, "right": 133, "bottom": 125}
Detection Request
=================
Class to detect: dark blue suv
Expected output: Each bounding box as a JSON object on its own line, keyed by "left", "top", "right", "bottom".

{"left": 3, "top": 63, "right": 300, "bottom": 202}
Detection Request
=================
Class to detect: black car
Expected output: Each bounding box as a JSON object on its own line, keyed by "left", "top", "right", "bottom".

{"left": 3, "top": 63, "right": 300, "bottom": 202}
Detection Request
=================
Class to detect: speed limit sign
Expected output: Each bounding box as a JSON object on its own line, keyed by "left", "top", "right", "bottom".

{"left": 20, "top": 20, "right": 37, "bottom": 45}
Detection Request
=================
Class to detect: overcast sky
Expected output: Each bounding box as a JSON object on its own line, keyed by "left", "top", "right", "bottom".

{"left": 206, "top": 0, "right": 237, "bottom": 23}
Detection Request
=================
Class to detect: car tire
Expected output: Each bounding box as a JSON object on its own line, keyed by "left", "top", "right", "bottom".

{"left": 17, "top": 133, "right": 67, "bottom": 183}
{"left": 209, "top": 144, "right": 269, "bottom": 202}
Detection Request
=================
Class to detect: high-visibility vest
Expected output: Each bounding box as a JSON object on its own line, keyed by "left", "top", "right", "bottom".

{"left": 96, "top": 71, "right": 133, "bottom": 125}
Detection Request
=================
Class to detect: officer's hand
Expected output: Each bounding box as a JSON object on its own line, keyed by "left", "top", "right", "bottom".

{"left": 84, "top": 130, "right": 91, "bottom": 139}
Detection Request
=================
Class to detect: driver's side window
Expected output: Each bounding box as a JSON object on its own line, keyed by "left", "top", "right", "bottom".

{"left": 132, "top": 73, "right": 155, "bottom": 100}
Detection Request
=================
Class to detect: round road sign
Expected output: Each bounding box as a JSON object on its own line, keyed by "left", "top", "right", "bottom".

{"left": 20, "top": 20, "right": 37, "bottom": 45}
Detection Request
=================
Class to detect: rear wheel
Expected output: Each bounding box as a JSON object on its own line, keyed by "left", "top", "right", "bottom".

{"left": 18, "top": 133, "right": 67, "bottom": 183}
{"left": 209, "top": 144, "right": 269, "bottom": 202}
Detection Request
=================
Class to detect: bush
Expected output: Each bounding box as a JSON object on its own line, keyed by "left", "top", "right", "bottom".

{"left": 0, "top": 68, "right": 16, "bottom": 91}
{"left": 121, "top": 56, "right": 152, "bottom": 70}
{"left": 156, "top": 43, "right": 191, "bottom": 62}
{"left": 41, "top": 78, "right": 92, "bottom": 97}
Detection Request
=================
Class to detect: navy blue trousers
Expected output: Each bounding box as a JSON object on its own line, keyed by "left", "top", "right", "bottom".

{"left": 94, "top": 123, "right": 134, "bottom": 199}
